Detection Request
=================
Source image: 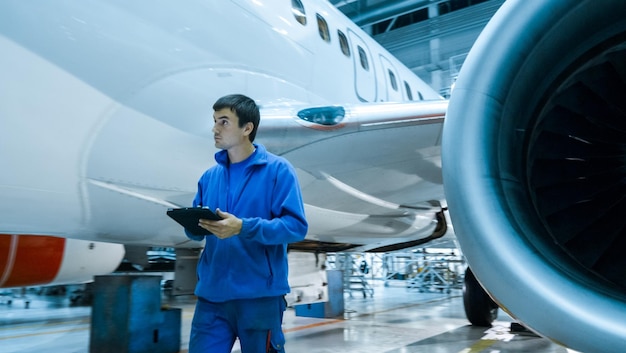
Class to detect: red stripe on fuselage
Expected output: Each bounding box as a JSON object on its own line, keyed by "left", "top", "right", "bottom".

{"left": 0, "top": 234, "right": 65, "bottom": 288}
{"left": 0, "top": 235, "right": 14, "bottom": 286}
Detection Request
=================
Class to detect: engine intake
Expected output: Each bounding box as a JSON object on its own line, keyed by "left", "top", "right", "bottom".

{"left": 442, "top": 1, "right": 626, "bottom": 352}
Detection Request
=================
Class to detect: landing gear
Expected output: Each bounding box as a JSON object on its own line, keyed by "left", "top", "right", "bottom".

{"left": 463, "top": 267, "right": 498, "bottom": 326}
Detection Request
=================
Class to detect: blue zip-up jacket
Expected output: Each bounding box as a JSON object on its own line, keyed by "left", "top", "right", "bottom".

{"left": 186, "top": 143, "right": 308, "bottom": 302}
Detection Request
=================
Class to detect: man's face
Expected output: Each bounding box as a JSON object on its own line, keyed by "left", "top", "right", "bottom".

{"left": 212, "top": 108, "right": 250, "bottom": 150}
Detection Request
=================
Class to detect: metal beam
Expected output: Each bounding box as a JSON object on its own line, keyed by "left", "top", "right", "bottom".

{"left": 347, "top": 0, "right": 440, "bottom": 27}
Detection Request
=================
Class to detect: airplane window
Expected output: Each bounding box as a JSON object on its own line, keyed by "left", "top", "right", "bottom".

{"left": 404, "top": 81, "right": 414, "bottom": 100}
{"left": 337, "top": 30, "right": 350, "bottom": 57}
{"left": 417, "top": 91, "right": 424, "bottom": 100}
{"left": 291, "top": 0, "right": 306, "bottom": 25}
{"left": 357, "top": 46, "right": 369, "bottom": 71}
{"left": 316, "top": 14, "right": 330, "bottom": 42}
{"left": 388, "top": 69, "right": 398, "bottom": 91}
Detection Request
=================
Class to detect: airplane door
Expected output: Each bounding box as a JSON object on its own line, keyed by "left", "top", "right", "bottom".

{"left": 379, "top": 55, "right": 403, "bottom": 102}
{"left": 348, "top": 29, "right": 377, "bottom": 102}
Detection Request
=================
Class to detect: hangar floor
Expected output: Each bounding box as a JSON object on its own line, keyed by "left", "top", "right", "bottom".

{"left": 1, "top": 281, "right": 577, "bottom": 353}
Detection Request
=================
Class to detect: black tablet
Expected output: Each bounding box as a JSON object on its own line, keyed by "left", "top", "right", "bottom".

{"left": 167, "top": 207, "right": 222, "bottom": 236}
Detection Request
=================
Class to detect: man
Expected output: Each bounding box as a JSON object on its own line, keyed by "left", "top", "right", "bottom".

{"left": 186, "top": 94, "right": 308, "bottom": 353}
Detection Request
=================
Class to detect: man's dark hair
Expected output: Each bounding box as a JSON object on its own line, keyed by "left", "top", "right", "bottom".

{"left": 213, "top": 94, "right": 260, "bottom": 142}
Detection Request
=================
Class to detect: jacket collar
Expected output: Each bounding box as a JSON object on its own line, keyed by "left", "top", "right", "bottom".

{"left": 214, "top": 143, "right": 268, "bottom": 167}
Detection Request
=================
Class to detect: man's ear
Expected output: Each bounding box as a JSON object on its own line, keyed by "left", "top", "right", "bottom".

{"left": 244, "top": 122, "right": 254, "bottom": 136}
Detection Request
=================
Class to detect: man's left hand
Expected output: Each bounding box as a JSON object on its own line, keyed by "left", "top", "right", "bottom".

{"left": 198, "top": 209, "right": 242, "bottom": 239}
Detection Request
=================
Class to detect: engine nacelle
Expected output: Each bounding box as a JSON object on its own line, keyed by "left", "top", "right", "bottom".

{"left": 0, "top": 234, "right": 125, "bottom": 288}
{"left": 442, "top": 1, "right": 626, "bottom": 352}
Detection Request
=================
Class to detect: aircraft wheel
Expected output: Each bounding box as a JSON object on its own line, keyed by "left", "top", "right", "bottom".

{"left": 463, "top": 267, "right": 498, "bottom": 326}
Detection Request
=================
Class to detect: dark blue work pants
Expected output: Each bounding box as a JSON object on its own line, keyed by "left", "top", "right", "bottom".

{"left": 189, "top": 296, "right": 286, "bottom": 353}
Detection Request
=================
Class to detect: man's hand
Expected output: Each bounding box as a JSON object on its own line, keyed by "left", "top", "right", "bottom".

{"left": 198, "top": 209, "right": 242, "bottom": 239}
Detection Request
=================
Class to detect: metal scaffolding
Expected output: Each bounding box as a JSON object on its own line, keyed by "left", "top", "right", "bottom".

{"left": 326, "top": 252, "right": 375, "bottom": 298}
{"left": 326, "top": 250, "right": 465, "bottom": 296}
{"left": 383, "top": 250, "right": 465, "bottom": 293}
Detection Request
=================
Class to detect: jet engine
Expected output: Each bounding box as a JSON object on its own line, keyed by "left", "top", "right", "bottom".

{"left": 442, "top": 1, "right": 626, "bottom": 352}
{"left": 0, "top": 234, "right": 125, "bottom": 288}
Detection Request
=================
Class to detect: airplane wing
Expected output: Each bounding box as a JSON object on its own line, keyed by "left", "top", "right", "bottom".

{"left": 258, "top": 100, "right": 449, "bottom": 252}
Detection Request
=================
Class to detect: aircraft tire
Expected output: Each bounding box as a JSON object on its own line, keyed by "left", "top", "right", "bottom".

{"left": 463, "top": 267, "right": 498, "bottom": 327}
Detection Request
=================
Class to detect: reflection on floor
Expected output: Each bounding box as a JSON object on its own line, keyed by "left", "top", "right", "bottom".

{"left": 0, "top": 281, "right": 576, "bottom": 353}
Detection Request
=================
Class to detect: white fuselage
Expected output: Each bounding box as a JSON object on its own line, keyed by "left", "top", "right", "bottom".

{"left": 0, "top": 0, "right": 445, "bottom": 249}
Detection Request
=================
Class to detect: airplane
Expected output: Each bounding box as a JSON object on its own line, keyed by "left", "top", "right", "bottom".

{"left": 0, "top": 0, "right": 624, "bottom": 352}
{"left": 0, "top": 0, "right": 446, "bottom": 292}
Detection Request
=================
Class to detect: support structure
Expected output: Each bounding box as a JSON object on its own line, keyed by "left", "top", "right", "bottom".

{"left": 294, "top": 270, "right": 344, "bottom": 318}
{"left": 90, "top": 274, "right": 181, "bottom": 353}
